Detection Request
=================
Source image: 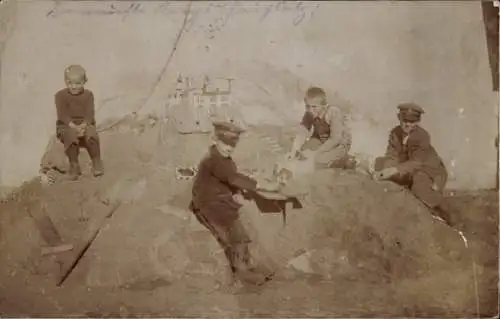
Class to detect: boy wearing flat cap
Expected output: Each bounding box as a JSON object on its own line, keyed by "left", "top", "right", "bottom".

{"left": 55, "top": 65, "right": 103, "bottom": 180}
{"left": 189, "top": 121, "right": 279, "bottom": 286}
{"left": 374, "top": 103, "right": 460, "bottom": 227}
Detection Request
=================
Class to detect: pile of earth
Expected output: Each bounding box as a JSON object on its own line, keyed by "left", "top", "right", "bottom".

{"left": 0, "top": 116, "right": 482, "bottom": 316}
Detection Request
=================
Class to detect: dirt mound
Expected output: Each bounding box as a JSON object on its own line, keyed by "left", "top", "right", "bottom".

{"left": 0, "top": 118, "right": 482, "bottom": 316}
{"left": 166, "top": 168, "right": 476, "bottom": 311}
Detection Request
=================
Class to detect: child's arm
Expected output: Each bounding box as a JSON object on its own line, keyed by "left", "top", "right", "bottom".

{"left": 376, "top": 129, "right": 425, "bottom": 179}
{"left": 212, "top": 161, "right": 278, "bottom": 191}
{"left": 55, "top": 92, "right": 70, "bottom": 126}
{"left": 383, "top": 129, "right": 402, "bottom": 168}
{"left": 316, "top": 106, "right": 344, "bottom": 153}
{"left": 374, "top": 129, "right": 408, "bottom": 179}
{"left": 84, "top": 91, "right": 96, "bottom": 126}
{"left": 290, "top": 112, "right": 314, "bottom": 156}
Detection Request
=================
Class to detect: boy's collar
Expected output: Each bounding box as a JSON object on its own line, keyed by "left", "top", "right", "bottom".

{"left": 211, "top": 144, "right": 231, "bottom": 159}
{"left": 66, "top": 88, "right": 85, "bottom": 96}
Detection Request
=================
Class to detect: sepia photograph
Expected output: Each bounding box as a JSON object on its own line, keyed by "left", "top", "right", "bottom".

{"left": 0, "top": 0, "right": 498, "bottom": 317}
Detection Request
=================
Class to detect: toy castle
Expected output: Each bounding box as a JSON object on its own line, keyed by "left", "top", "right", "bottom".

{"left": 166, "top": 75, "right": 235, "bottom": 134}
{"left": 167, "top": 74, "right": 233, "bottom": 116}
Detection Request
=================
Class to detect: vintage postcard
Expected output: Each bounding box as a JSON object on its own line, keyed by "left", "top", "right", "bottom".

{"left": 0, "top": 0, "right": 498, "bottom": 317}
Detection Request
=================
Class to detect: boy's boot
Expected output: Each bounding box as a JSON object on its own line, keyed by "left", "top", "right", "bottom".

{"left": 66, "top": 144, "right": 81, "bottom": 181}
{"left": 232, "top": 244, "right": 271, "bottom": 286}
{"left": 86, "top": 138, "right": 104, "bottom": 177}
{"left": 240, "top": 245, "right": 274, "bottom": 278}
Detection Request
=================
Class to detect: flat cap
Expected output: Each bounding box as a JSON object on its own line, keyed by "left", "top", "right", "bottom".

{"left": 397, "top": 102, "right": 425, "bottom": 115}
{"left": 212, "top": 121, "right": 245, "bottom": 134}
{"left": 397, "top": 102, "right": 424, "bottom": 122}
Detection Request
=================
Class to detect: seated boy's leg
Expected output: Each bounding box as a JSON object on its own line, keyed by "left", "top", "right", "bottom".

{"left": 192, "top": 207, "right": 235, "bottom": 271}
{"left": 227, "top": 219, "right": 252, "bottom": 271}
{"left": 301, "top": 138, "right": 322, "bottom": 152}
{"left": 330, "top": 144, "right": 356, "bottom": 169}
{"left": 83, "top": 125, "right": 104, "bottom": 176}
{"left": 227, "top": 219, "right": 272, "bottom": 284}
{"left": 56, "top": 124, "right": 82, "bottom": 180}
{"left": 65, "top": 143, "right": 81, "bottom": 180}
{"left": 315, "top": 144, "right": 349, "bottom": 169}
{"left": 433, "top": 163, "right": 448, "bottom": 192}
{"left": 192, "top": 208, "right": 231, "bottom": 247}
{"left": 389, "top": 174, "right": 412, "bottom": 187}
{"left": 411, "top": 171, "right": 460, "bottom": 227}
{"left": 410, "top": 171, "right": 443, "bottom": 208}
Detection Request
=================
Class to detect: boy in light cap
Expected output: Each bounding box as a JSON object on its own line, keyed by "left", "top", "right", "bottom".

{"left": 373, "top": 103, "right": 461, "bottom": 228}
{"left": 55, "top": 64, "right": 103, "bottom": 180}
{"left": 288, "top": 87, "right": 355, "bottom": 170}
{"left": 189, "top": 121, "right": 279, "bottom": 286}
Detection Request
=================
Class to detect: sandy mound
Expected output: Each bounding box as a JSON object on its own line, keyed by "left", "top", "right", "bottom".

{"left": 165, "top": 167, "right": 475, "bottom": 311}
{"left": 0, "top": 117, "right": 479, "bottom": 315}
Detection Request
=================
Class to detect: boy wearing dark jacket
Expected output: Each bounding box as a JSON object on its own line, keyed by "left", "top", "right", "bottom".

{"left": 190, "top": 121, "right": 279, "bottom": 285}
{"left": 374, "top": 103, "right": 460, "bottom": 227}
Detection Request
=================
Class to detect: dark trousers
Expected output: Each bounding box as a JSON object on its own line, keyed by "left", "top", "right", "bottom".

{"left": 57, "top": 122, "right": 102, "bottom": 172}
{"left": 64, "top": 137, "right": 102, "bottom": 164}
{"left": 374, "top": 156, "right": 459, "bottom": 227}
{"left": 301, "top": 137, "right": 352, "bottom": 169}
{"left": 191, "top": 206, "right": 252, "bottom": 274}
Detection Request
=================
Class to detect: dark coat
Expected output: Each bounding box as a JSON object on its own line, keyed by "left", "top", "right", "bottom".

{"left": 190, "top": 145, "right": 257, "bottom": 228}
{"left": 382, "top": 125, "right": 447, "bottom": 188}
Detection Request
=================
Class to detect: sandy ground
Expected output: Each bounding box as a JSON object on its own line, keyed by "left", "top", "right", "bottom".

{"left": 0, "top": 121, "right": 498, "bottom": 317}
{"left": 0, "top": 2, "right": 497, "bottom": 316}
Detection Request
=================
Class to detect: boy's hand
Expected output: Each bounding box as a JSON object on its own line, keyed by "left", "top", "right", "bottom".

{"left": 77, "top": 123, "right": 88, "bottom": 137}
{"left": 233, "top": 192, "right": 246, "bottom": 205}
{"left": 69, "top": 122, "right": 87, "bottom": 129}
{"left": 373, "top": 167, "right": 399, "bottom": 180}
{"left": 372, "top": 171, "right": 383, "bottom": 181}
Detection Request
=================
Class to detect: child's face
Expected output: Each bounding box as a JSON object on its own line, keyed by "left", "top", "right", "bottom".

{"left": 65, "top": 75, "right": 86, "bottom": 95}
{"left": 305, "top": 95, "right": 326, "bottom": 118}
{"left": 400, "top": 120, "right": 419, "bottom": 134}
{"left": 398, "top": 114, "right": 419, "bottom": 133}
{"left": 215, "top": 140, "right": 235, "bottom": 157}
